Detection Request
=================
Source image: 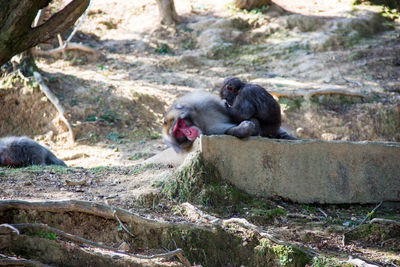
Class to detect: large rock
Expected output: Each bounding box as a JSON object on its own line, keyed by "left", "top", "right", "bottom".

{"left": 200, "top": 135, "right": 400, "bottom": 204}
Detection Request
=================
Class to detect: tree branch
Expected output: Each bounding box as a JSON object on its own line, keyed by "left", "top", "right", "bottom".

{"left": 28, "top": 0, "right": 90, "bottom": 46}
{"left": 33, "top": 71, "right": 75, "bottom": 143}
{"left": 0, "top": 0, "right": 90, "bottom": 66}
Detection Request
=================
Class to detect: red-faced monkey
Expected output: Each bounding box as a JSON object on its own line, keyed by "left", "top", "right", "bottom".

{"left": 163, "top": 90, "right": 256, "bottom": 152}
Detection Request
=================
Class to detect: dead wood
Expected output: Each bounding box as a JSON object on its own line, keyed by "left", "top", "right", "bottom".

{"left": 8, "top": 223, "right": 186, "bottom": 260}
{"left": 10, "top": 223, "right": 119, "bottom": 252}
{"left": 181, "top": 202, "right": 219, "bottom": 224}
{"left": 369, "top": 218, "right": 400, "bottom": 226}
{"left": 33, "top": 71, "right": 75, "bottom": 143}
{"left": 287, "top": 212, "right": 321, "bottom": 220}
{"left": 32, "top": 42, "right": 99, "bottom": 57}
{"left": 31, "top": 1, "right": 98, "bottom": 60}
{"left": 270, "top": 88, "right": 365, "bottom": 99}
{"left": 346, "top": 256, "right": 380, "bottom": 267}
{"left": 1, "top": 234, "right": 147, "bottom": 266}
{"left": 0, "top": 199, "right": 213, "bottom": 232}
{"left": 0, "top": 224, "right": 19, "bottom": 235}
{"left": 105, "top": 200, "right": 136, "bottom": 238}
{"left": 0, "top": 254, "right": 51, "bottom": 267}
{"left": 342, "top": 201, "right": 383, "bottom": 245}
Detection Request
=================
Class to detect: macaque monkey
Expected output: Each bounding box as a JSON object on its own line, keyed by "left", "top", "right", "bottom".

{"left": 220, "top": 77, "right": 295, "bottom": 139}
{"left": 0, "top": 136, "right": 66, "bottom": 167}
{"left": 163, "top": 90, "right": 256, "bottom": 152}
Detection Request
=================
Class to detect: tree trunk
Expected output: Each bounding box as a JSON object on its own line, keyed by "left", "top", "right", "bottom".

{"left": 0, "top": 0, "right": 90, "bottom": 67}
{"left": 155, "top": 0, "right": 180, "bottom": 25}
{"left": 10, "top": 51, "right": 37, "bottom": 76}
{"left": 232, "top": 0, "right": 271, "bottom": 10}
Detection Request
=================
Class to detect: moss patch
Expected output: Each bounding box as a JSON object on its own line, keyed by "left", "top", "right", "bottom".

{"left": 161, "top": 153, "right": 286, "bottom": 218}
{"left": 253, "top": 238, "right": 311, "bottom": 267}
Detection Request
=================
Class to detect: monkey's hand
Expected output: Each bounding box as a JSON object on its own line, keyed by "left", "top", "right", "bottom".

{"left": 222, "top": 99, "right": 232, "bottom": 108}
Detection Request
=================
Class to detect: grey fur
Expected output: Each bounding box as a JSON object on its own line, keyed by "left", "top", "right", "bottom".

{"left": 0, "top": 136, "right": 66, "bottom": 167}
{"left": 163, "top": 90, "right": 256, "bottom": 152}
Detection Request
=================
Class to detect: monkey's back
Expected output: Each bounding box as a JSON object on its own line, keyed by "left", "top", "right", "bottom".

{"left": 240, "top": 85, "right": 281, "bottom": 137}
{"left": 0, "top": 136, "right": 66, "bottom": 167}
{"left": 243, "top": 85, "right": 280, "bottom": 120}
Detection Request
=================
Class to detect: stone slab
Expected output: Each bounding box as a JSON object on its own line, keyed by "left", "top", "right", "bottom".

{"left": 200, "top": 135, "right": 400, "bottom": 204}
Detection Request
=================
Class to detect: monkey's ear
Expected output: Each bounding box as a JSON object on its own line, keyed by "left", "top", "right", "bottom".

{"left": 226, "top": 86, "right": 234, "bottom": 92}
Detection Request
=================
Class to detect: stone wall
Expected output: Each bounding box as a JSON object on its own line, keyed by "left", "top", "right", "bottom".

{"left": 200, "top": 135, "right": 400, "bottom": 204}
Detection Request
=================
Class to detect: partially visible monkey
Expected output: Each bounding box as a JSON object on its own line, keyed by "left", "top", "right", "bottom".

{"left": 163, "top": 90, "right": 257, "bottom": 152}
{"left": 0, "top": 136, "right": 66, "bottom": 167}
{"left": 220, "top": 77, "right": 295, "bottom": 140}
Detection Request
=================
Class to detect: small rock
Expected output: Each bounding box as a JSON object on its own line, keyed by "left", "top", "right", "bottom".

{"left": 296, "top": 127, "right": 304, "bottom": 134}
{"left": 321, "top": 133, "right": 338, "bottom": 141}
{"left": 118, "top": 242, "right": 130, "bottom": 252}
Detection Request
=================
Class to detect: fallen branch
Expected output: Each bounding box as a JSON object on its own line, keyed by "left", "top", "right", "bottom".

{"left": 0, "top": 199, "right": 314, "bottom": 261}
{"left": 381, "top": 238, "right": 396, "bottom": 247}
{"left": 56, "top": 34, "right": 67, "bottom": 58}
{"left": 318, "top": 208, "right": 328, "bottom": 218}
{"left": 221, "top": 217, "right": 317, "bottom": 257}
{"left": 31, "top": 0, "right": 97, "bottom": 59}
{"left": 32, "top": 42, "right": 98, "bottom": 57}
{"left": 0, "top": 224, "right": 19, "bottom": 235}
{"left": 346, "top": 255, "right": 380, "bottom": 267}
{"left": 182, "top": 202, "right": 219, "bottom": 224}
{"left": 104, "top": 200, "right": 136, "bottom": 238}
{"left": 10, "top": 223, "right": 184, "bottom": 260}
{"left": 12, "top": 223, "right": 117, "bottom": 251}
{"left": 0, "top": 254, "right": 51, "bottom": 267}
{"left": 33, "top": 71, "right": 75, "bottom": 143}
{"left": 342, "top": 201, "right": 383, "bottom": 245}
{"left": 270, "top": 88, "right": 365, "bottom": 99}
{"left": 369, "top": 218, "right": 400, "bottom": 226}
{"left": 0, "top": 199, "right": 214, "bottom": 232}
{"left": 182, "top": 202, "right": 315, "bottom": 256}
{"left": 287, "top": 212, "right": 320, "bottom": 221}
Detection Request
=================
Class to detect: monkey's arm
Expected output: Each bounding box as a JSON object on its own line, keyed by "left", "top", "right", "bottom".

{"left": 226, "top": 99, "right": 256, "bottom": 122}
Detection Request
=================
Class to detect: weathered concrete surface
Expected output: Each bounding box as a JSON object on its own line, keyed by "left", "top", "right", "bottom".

{"left": 200, "top": 135, "right": 400, "bottom": 204}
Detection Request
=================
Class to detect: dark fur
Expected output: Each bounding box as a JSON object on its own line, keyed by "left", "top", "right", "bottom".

{"left": 220, "top": 77, "right": 295, "bottom": 139}
{"left": 0, "top": 136, "right": 66, "bottom": 167}
{"left": 163, "top": 90, "right": 256, "bottom": 152}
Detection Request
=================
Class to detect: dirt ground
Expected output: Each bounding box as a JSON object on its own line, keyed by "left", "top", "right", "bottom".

{"left": 0, "top": 0, "right": 399, "bottom": 265}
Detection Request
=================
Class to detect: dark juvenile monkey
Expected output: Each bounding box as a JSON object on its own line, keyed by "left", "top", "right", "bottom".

{"left": 0, "top": 136, "right": 66, "bottom": 167}
{"left": 163, "top": 90, "right": 257, "bottom": 152}
{"left": 220, "top": 77, "right": 295, "bottom": 139}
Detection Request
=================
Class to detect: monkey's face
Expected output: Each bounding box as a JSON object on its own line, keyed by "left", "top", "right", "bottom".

{"left": 0, "top": 153, "right": 12, "bottom": 167}
{"left": 172, "top": 119, "right": 200, "bottom": 141}
{"left": 220, "top": 78, "right": 242, "bottom": 107}
{"left": 163, "top": 108, "right": 201, "bottom": 153}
